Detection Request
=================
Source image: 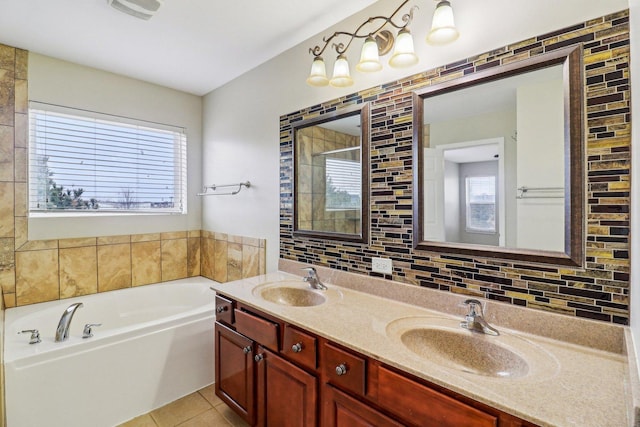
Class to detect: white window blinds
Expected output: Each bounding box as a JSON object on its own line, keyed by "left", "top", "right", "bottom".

{"left": 28, "top": 103, "right": 187, "bottom": 214}
{"left": 325, "top": 156, "right": 361, "bottom": 210}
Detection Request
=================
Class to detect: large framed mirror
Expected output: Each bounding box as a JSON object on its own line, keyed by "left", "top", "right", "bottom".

{"left": 413, "top": 45, "right": 584, "bottom": 266}
{"left": 293, "top": 103, "right": 370, "bottom": 243}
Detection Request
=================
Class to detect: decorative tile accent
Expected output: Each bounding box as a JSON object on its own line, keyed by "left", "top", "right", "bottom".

{"left": 16, "top": 249, "right": 59, "bottom": 305}
{"left": 187, "top": 236, "right": 201, "bottom": 277}
{"left": 213, "top": 239, "right": 228, "bottom": 282}
{"left": 279, "top": 11, "right": 632, "bottom": 325}
{"left": 0, "top": 182, "right": 14, "bottom": 237}
{"left": 60, "top": 246, "right": 98, "bottom": 298}
{"left": 97, "top": 243, "right": 131, "bottom": 292}
{"left": 161, "top": 238, "right": 188, "bottom": 281}
{"left": 132, "top": 241, "right": 161, "bottom": 287}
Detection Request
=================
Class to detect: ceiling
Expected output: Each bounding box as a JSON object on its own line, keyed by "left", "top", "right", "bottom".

{"left": 0, "top": 0, "right": 379, "bottom": 95}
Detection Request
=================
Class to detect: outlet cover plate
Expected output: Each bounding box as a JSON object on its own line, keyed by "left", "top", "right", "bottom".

{"left": 372, "top": 257, "right": 393, "bottom": 275}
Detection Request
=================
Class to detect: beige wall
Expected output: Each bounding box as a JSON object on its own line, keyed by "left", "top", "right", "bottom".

{"left": 0, "top": 48, "right": 266, "bottom": 310}
{"left": 27, "top": 53, "right": 203, "bottom": 240}
{"left": 202, "top": 0, "right": 629, "bottom": 273}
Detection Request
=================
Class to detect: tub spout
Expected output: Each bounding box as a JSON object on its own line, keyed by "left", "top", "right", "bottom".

{"left": 55, "top": 302, "right": 83, "bottom": 342}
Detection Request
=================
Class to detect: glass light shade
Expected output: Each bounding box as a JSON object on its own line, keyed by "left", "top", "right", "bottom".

{"left": 356, "top": 36, "right": 383, "bottom": 72}
{"left": 306, "top": 56, "right": 329, "bottom": 86}
{"left": 427, "top": 0, "right": 460, "bottom": 45}
{"left": 330, "top": 54, "right": 354, "bottom": 87}
{"left": 389, "top": 28, "right": 419, "bottom": 68}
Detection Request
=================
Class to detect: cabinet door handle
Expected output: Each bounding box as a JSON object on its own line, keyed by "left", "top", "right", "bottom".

{"left": 291, "top": 343, "right": 303, "bottom": 353}
{"left": 335, "top": 363, "right": 348, "bottom": 376}
{"left": 216, "top": 305, "right": 227, "bottom": 313}
{"left": 243, "top": 346, "right": 252, "bottom": 354}
{"left": 254, "top": 354, "right": 264, "bottom": 362}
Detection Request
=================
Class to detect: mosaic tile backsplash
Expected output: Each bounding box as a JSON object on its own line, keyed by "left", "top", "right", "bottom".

{"left": 280, "top": 11, "right": 631, "bottom": 325}
{"left": 0, "top": 42, "right": 265, "bottom": 308}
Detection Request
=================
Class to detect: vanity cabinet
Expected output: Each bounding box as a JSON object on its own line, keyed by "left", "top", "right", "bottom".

{"left": 214, "top": 322, "right": 255, "bottom": 425}
{"left": 215, "top": 303, "right": 318, "bottom": 427}
{"left": 214, "top": 293, "right": 537, "bottom": 427}
{"left": 255, "top": 346, "right": 318, "bottom": 426}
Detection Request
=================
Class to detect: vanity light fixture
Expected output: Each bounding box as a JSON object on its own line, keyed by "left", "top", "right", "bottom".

{"left": 306, "top": 0, "right": 459, "bottom": 88}
{"left": 427, "top": 0, "right": 460, "bottom": 45}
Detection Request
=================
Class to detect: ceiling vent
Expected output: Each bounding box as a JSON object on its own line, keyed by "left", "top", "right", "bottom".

{"left": 108, "top": 0, "right": 163, "bottom": 20}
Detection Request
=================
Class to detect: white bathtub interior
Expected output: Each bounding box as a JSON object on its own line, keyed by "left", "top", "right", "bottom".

{"left": 4, "top": 277, "right": 218, "bottom": 427}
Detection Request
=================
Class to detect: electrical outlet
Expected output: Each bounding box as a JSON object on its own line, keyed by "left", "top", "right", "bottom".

{"left": 372, "top": 257, "right": 393, "bottom": 275}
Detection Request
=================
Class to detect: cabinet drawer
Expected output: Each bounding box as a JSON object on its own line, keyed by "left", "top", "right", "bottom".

{"left": 323, "top": 342, "right": 366, "bottom": 396}
{"left": 215, "top": 295, "right": 234, "bottom": 325}
{"left": 234, "top": 309, "right": 279, "bottom": 352}
{"left": 377, "top": 366, "right": 497, "bottom": 427}
{"left": 282, "top": 324, "right": 317, "bottom": 370}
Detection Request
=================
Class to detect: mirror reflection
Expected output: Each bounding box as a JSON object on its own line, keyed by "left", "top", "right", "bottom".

{"left": 422, "top": 65, "right": 564, "bottom": 252}
{"left": 294, "top": 104, "right": 369, "bottom": 242}
{"left": 413, "top": 46, "right": 583, "bottom": 266}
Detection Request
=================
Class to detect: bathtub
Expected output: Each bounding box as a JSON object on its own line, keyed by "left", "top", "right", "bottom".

{"left": 4, "top": 277, "right": 218, "bottom": 427}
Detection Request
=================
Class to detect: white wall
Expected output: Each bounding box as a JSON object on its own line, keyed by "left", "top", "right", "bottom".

{"left": 28, "top": 53, "right": 203, "bottom": 239}
{"left": 201, "top": 0, "right": 628, "bottom": 272}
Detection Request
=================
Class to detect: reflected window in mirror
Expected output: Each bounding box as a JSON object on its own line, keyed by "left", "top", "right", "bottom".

{"left": 413, "top": 46, "right": 583, "bottom": 266}
{"left": 293, "top": 103, "right": 370, "bottom": 243}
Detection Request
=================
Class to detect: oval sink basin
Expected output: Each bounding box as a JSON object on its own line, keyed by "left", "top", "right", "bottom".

{"left": 386, "top": 316, "right": 559, "bottom": 380}
{"left": 252, "top": 281, "right": 342, "bottom": 307}
{"left": 401, "top": 328, "right": 528, "bottom": 378}
{"left": 260, "top": 287, "right": 327, "bottom": 307}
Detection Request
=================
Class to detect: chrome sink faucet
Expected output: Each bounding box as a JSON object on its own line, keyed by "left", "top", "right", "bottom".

{"left": 55, "top": 302, "right": 83, "bottom": 342}
{"left": 460, "top": 299, "right": 499, "bottom": 336}
{"left": 301, "top": 267, "right": 327, "bottom": 290}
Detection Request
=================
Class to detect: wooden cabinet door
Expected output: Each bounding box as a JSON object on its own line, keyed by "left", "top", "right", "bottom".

{"left": 215, "top": 322, "right": 255, "bottom": 425}
{"left": 255, "top": 346, "right": 317, "bottom": 427}
{"left": 323, "top": 384, "right": 405, "bottom": 427}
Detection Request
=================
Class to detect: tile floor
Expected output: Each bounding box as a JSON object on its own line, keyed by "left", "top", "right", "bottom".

{"left": 118, "top": 385, "right": 250, "bottom": 427}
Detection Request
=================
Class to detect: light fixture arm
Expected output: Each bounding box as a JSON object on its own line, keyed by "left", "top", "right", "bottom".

{"left": 308, "top": 0, "right": 417, "bottom": 57}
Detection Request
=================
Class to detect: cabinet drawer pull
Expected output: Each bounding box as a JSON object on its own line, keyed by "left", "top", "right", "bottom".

{"left": 335, "top": 363, "right": 348, "bottom": 376}
{"left": 216, "top": 305, "right": 228, "bottom": 313}
{"left": 292, "top": 343, "right": 303, "bottom": 353}
{"left": 254, "top": 354, "right": 264, "bottom": 362}
{"left": 243, "top": 346, "right": 252, "bottom": 354}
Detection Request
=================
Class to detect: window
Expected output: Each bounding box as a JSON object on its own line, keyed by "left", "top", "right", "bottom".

{"left": 465, "top": 176, "right": 496, "bottom": 233}
{"left": 324, "top": 150, "right": 361, "bottom": 211}
{"left": 28, "top": 103, "right": 187, "bottom": 214}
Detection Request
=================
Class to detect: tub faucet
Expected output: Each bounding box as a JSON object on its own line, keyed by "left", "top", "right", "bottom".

{"left": 55, "top": 302, "right": 84, "bottom": 342}
{"left": 301, "top": 267, "right": 327, "bottom": 290}
{"left": 460, "top": 299, "right": 499, "bottom": 336}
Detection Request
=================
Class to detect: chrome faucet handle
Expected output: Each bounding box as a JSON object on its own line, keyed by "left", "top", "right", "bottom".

{"left": 301, "top": 267, "right": 317, "bottom": 276}
{"left": 19, "top": 329, "right": 41, "bottom": 344}
{"left": 301, "top": 267, "right": 327, "bottom": 290}
{"left": 82, "top": 323, "right": 102, "bottom": 339}
{"left": 462, "top": 299, "right": 483, "bottom": 317}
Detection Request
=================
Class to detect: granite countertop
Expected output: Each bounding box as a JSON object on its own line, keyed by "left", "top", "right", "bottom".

{"left": 210, "top": 264, "right": 634, "bottom": 427}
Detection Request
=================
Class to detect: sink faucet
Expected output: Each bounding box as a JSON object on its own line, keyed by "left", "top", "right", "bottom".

{"left": 301, "top": 267, "right": 327, "bottom": 290}
{"left": 55, "top": 302, "right": 84, "bottom": 342}
{"left": 460, "top": 299, "right": 499, "bottom": 336}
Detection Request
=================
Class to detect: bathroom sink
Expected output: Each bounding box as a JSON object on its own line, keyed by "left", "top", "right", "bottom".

{"left": 252, "top": 281, "right": 341, "bottom": 307}
{"left": 386, "top": 316, "right": 559, "bottom": 380}
{"left": 400, "top": 327, "right": 528, "bottom": 378}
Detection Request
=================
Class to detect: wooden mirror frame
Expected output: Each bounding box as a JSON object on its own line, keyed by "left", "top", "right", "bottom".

{"left": 412, "top": 45, "right": 584, "bottom": 266}
{"left": 292, "top": 103, "right": 370, "bottom": 243}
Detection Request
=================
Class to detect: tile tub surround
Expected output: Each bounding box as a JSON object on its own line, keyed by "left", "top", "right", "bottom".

{"left": 211, "top": 268, "right": 632, "bottom": 427}
{"left": 279, "top": 10, "right": 632, "bottom": 325}
{"left": 0, "top": 230, "right": 265, "bottom": 308}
